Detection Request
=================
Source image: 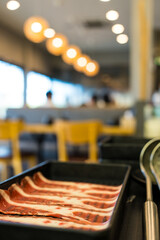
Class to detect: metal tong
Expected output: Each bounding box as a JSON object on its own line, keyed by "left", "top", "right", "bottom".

{"left": 140, "top": 138, "right": 160, "bottom": 240}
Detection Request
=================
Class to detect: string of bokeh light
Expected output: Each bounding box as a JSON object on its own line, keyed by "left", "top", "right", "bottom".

{"left": 8, "top": 0, "right": 128, "bottom": 76}
{"left": 23, "top": 16, "right": 100, "bottom": 77}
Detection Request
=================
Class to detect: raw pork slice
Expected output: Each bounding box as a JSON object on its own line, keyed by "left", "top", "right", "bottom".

{"left": 0, "top": 214, "right": 109, "bottom": 231}
{"left": 0, "top": 171, "right": 122, "bottom": 231}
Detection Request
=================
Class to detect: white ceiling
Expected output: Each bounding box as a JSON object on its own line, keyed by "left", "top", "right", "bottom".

{"left": 0, "top": 0, "right": 160, "bottom": 56}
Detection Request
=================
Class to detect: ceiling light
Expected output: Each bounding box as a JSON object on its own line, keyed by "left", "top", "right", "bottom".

{"left": 52, "top": 38, "right": 63, "bottom": 48}
{"left": 24, "top": 17, "right": 49, "bottom": 43}
{"left": 106, "top": 10, "right": 119, "bottom": 21}
{"left": 46, "top": 34, "right": 68, "bottom": 56}
{"left": 112, "top": 24, "right": 124, "bottom": 34}
{"left": 67, "top": 48, "right": 77, "bottom": 59}
{"left": 84, "top": 60, "right": 99, "bottom": 77}
{"left": 6, "top": 0, "right": 20, "bottom": 10}
{"left": 77, "top": 57, "right": 88, "bottom": 67}
{"left": 86, "top": 62, "right": 96, "bottom": 72}
{"left": 44, "top": 28, "right": 56, "bottom": 38}
{"left": 116, "top": 34, "right": 128, "bottom": 44}
{"left": 31, "top": 22, "right": 42, "bottom": 33}
{"left": 62, "top": 45, "right": 81, "bottom": 65}
{"left": 73, "top": 55, "right": 89, "bottom": 72}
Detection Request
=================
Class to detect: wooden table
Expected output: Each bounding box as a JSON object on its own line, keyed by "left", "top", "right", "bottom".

{"left": 24, "top": 124, "right": 56, "bottom": 134}
{"left": 22, "top": 123, "right": 135, "bottom": 162}
{"left": 101, "top": 125, "right": 135, "bottom": 136}
{"left": 23, "top": 123, "right": 135, "bottom": 136}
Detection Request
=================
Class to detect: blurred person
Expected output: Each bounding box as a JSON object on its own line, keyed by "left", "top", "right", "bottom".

{"left": 103, "top": 93, "right": 114, "bottom": 104}
{"left": 97, "top": 93, "right": 114, "bottom": 108}
{"left": 86, "top": 94, "right": 98, "bottom": 107}
{"left": 43, "top": 90, "right": 54, "bottom": 108}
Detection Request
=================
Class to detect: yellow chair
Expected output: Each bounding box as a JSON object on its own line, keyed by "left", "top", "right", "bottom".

{"left": 55, "top": 120, "right": 102, "bottom": 163}
{"left": 0, "top": 120, "right": 22, "bottom": 180}
{"left": 0, "top": 119, "right": 37, "bottom": 181}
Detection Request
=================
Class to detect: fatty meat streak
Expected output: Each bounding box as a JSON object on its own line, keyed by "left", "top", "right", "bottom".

{"left": 0, "top": 172, "right": 122, "bottom": 231}
{"left": 0, "top": 214, "right": 109, "bottom": 231}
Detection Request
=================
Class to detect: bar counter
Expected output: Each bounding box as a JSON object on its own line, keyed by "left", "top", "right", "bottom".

{"left": 7, "top": 106, "right": 129, "bottom": 124}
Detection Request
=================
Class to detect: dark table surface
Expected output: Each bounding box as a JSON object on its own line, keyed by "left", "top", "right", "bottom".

{"left": 119, "top": 166, "right": 160, "bottom": 240}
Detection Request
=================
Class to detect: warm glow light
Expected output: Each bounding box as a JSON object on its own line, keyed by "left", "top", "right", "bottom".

{"left": 73, "top": 55, "right": 89, "bottom": 72}
{"left": 62, "top": 45, "right": 81, "bottom": 65}
{"left": 24, "top": 17, "right": 49, "bottom": 43}
{"left": 67, "top": 48, "right": 77, "bottom": 59}
{"left": 106, "top": 10, "right": 119, "bottom": 21}
{"left": 53, "top": 38, "right": 63, "bottom": 48}
{"left": 31, "top": 22, "right": 42, "bottom": 33}
{"left": 77, "top": 57, "right": 88, "bottom": 67}
{"left": 44, "top": 28, "right": 55, "bottom": 38}
{"left": 46, "top": 34, "right": 68, "bottom": 56}
{"left": 87, "top": 63, "right": 96, "bottom": 72}
{"left": 6, "top": 0, "right": 20, "bottom": 10}
{"left": 84, "top": 60, "right": 99, "bottom": 77}
{"left": 100, "top": 0, "right": 110, "bottom": 2}
{"left": 112, "top": 24, "right": 124, "bottom": 34}
{"left": 116, "top": 34, "right": 128, "bottom": 44}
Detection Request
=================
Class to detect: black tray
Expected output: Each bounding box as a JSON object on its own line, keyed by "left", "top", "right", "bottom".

{"left": 99, "top": 136, "right": 150, "bottom": 164}
{"left": 0, "top": 160, "right": 131, "bottom": 240}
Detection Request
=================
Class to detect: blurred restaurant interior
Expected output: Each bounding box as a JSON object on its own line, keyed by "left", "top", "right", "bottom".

{"left": 0, "top": 0, "right": 159, "bottom": 170}
{"left": 1, "top": 1, "right": 160, "bottom": 239}
{"left": 0, "top": 0, "right": 160, "bottom": 175}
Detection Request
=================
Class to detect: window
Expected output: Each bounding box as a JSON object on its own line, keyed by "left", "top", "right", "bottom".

{"left": 52, "top": 79, "right": 83, "bottom": 108}
{"left": 26, "top": 71, "right": 52, "bottom": 108}
{"left": 0, "top": 60, "right": 24, "bottom": 109}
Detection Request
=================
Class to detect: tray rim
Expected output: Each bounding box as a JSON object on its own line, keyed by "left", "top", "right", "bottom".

{"left": 0, "top": 160, "right": 131, "bottom": 237}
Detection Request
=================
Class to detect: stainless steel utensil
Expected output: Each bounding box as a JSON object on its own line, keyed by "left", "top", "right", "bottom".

{"left": 150, "top": 142, "right": 160, "bottom": 190}
{"left": 140, "top": 138, "right": 160, "bottom": 240}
